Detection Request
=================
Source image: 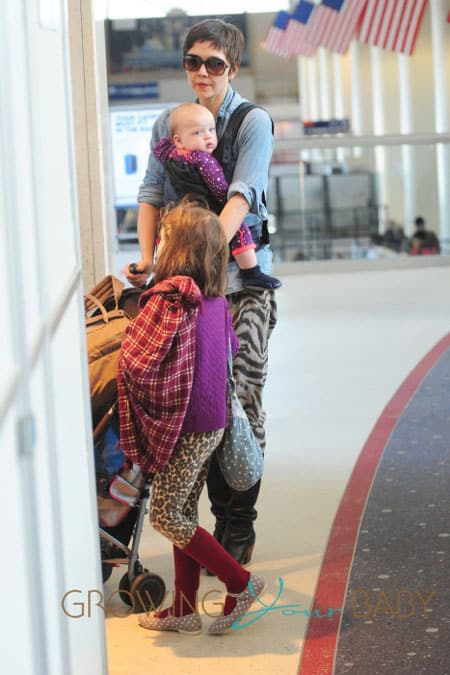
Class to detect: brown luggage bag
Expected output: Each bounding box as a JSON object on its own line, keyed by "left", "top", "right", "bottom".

{"left": 85, "top": 275, "right": 141, "bottom": 430}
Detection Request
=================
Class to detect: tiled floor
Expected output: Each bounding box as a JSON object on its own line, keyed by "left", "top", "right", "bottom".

{"left": 105, "top": 253, "right": 450, "bottom": 674}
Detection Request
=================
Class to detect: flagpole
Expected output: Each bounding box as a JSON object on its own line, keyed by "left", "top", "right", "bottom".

{"left": 307, "top": 54, "right": 321, "bottom": 162}
{"left": 349, "top": 41, "right": 363, "bottom": 158}
{"left": 298, "top": 54, "right": 310, "bottom": 161}
{"left": 318, "top": 47, "right": 333, "bottom": 163}
{"left": 297, "top": 54, "right": 308, "bottom": 252}
{"left": 332, "top": 52, "right": 345, "bottom": 163}
{"left": 298, "top": 55, "right": 309, "bottom": 120}
{"left": 318, "top": 47, "right": 330, "bottom": 119}
{"left": 307, "top": 55, "right": 319, "bottom": 120}
{"left": 370, "top": 45, "right": 388, "bottom": 234}
{"left": 398, "top": 53, "right": 416, "bottom": 236}
{"left": 430, "top": 0, "right": 450, "bottom": 252}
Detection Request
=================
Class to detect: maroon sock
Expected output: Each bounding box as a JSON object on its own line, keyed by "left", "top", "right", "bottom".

{"left": 173, "top": 544, "right": 200, "bottom": 616}
{"left": 183, "top": 526, "right": 250, "bottom": 599}
{"left": 154, "top": 545, "right": 200, "bottom": 618}
{"left": 223, "top": 595, "right": 238, "bottom": 615}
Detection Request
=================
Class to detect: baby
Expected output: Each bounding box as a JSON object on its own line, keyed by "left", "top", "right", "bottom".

{"left": 153, "top": 103, "right": 281, "bottom": 290}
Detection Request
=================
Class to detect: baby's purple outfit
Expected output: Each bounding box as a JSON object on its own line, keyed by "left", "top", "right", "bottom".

{"left": 154, "top": 138, "right": 255, "bottom": 255}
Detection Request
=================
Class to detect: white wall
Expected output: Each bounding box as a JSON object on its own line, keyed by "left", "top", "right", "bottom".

{"left": 0, "top": 1, "right": 107, "bottom": 673}
{"left": 69, "top": 0, "right": 115, "bottom": 291}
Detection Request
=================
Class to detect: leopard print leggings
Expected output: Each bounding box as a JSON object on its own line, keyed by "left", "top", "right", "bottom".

{"left": 150, "top": 428, "right": 224, "bottom": 549}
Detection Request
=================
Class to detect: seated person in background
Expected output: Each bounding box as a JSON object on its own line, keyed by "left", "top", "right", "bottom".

{"left": 383, "top": 220, "right": 409, "bottom": 254}
{"left": 366, "top": 233, "right": 401, "bottom": 259}
{"left": 410, "top": 216, "right": 440, "bottom": 255}
{"left": 153, "top": 102, "right": 281, "bottom": 291}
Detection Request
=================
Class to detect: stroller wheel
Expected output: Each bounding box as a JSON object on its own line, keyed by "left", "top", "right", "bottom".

{"left": 102, "top": 562, "right": 113, "bottom": 583}
{"left": 118, "top": 572, "right": 133, "bottom": 606}
{"left": 130, "top": 573, "right": 166, "bottom": 614}
{"left": 117, "top": 560, "right": 146, "bottom": 604}
{"left": 118, "top": 571, "right": 166, "bottom": 613}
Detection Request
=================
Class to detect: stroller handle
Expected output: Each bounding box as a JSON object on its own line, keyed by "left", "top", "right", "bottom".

{"left": 93, "top": 402, "right": 118, "bottom": 445}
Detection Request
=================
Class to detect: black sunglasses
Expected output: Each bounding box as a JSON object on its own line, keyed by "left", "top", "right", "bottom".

{"left": 183, "top": 54, "right": 229, "bottom": 76}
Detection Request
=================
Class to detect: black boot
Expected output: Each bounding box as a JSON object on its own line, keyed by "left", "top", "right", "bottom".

{"left": 213, "top": 517, "right": 227, "bottom": 544}
{"left": 212, "top": 510, "right": 227, "bottom": 545}
{"left": 207, "top": 450, "right": 261, "bottom": 566}
{"left": 206, "top": 452, "right": 231, "bottom": 574}
{"left": 210, "top": 489, "right": 228, "bottom": 545}
{"left": 205, "top": 507, "right": 228, "bottom": 576}
{"left": 222, "top": 521, "right": 256, "bottom": 565}
{"left": 221, "top": 478, "right": 261, "bottom": 565}
{"left": 207, "top": 450, "right": 231, "bottom": 543}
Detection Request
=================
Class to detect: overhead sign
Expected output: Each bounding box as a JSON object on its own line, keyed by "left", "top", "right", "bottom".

{"left": 303, "top": 118, "right": 351, "bottom": 135}
{"left": 108, "top": 82, "right": 159, "bottom": 101}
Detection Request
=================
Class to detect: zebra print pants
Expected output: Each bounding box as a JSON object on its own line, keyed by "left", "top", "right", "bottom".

{"left": 227, "top": 288, "right": 278, "bottom": 451}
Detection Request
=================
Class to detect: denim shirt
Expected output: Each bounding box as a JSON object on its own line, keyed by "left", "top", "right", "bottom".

{"left": 137, "top": 86, "right": 274, "bottom": 294}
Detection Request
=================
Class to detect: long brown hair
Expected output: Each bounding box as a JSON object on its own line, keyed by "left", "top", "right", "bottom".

{"left": 153, "top": 200, "right": 228, "bottom": 297}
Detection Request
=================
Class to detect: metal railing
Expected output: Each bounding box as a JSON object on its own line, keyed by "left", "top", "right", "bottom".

{"left": 270, "top": 205, "right": 387, "bottom": 261}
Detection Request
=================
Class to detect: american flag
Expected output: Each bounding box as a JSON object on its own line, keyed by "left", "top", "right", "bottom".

{"left": 284, "top": 1, "right": 317, "bottom": 58}
{"left": 358, "top": 0, "right": 428, "bottom": 55}
{"left": 263, "top": 11, "right": 291, "bottom": 57}
{"left": 320, "top": 0, "right": 368, "bottom": 54}
{"left": 305, "top": 0, "right": 345, "bottom": 50}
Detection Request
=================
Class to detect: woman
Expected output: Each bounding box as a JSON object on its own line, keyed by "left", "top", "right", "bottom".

{"left": 126, "top": 18, "right": 277, "bottom": 567}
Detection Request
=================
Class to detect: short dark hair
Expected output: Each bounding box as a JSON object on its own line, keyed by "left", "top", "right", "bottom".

{"left": 183, "top": 19, "right": 244, "bottom": 70}
{"left": 415, "top": 216, "right": 425, "bottom": 227}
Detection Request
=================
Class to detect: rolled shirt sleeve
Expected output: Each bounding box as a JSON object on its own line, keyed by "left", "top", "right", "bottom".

{"left": 137, "top": 108, "right": 171, "bottom": 208}
{"left": 227, "top": 107, "right": 274, "bottom": 224}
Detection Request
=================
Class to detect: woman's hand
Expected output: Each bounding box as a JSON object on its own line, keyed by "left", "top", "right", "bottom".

{"left": 123, "top": 260, "right": 152, "bottom": 288}
{"left": 219, "top": 193, "right": 250, "bottom": 242}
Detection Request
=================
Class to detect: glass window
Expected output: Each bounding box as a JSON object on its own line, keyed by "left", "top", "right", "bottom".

{"left": 107, "top": 1, "right": 288, "bottom": 19}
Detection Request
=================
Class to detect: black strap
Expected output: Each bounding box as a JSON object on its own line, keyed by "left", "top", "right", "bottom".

{"left": 165, "top": 158, "right": 223, "bottom": 214}
{"left": 214, "top": 102, "right": 258, "bottom": 178}
{"left": 213, "top": 102, "right": 273, "bottom": 245}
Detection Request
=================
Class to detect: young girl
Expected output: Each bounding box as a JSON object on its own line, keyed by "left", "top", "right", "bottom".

{"left": 153, "top": 102, "right": 281, "bottom": 291}
{"left": 117, "top": 200, "right": 265, "bottom": 635}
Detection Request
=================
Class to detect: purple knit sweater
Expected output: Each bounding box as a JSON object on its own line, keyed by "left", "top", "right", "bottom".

{"left": 180, "top": 296, "right": 238, "bottom": 434}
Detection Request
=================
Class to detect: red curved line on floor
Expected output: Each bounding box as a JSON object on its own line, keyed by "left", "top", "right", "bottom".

{"left": 298, "top": 333, "right": 450, "bottom": 675}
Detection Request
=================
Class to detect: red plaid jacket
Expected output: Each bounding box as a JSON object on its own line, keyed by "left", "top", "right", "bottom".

{"left": 117, "top": 276, "right": 201, "bottom": 474}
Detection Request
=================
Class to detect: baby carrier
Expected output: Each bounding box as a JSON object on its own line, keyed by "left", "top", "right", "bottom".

{"left": 163, "top": 102, "right": 272, "bottom": 247}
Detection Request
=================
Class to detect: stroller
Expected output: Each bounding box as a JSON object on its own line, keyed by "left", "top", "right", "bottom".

{"left": 86, "top": 276, "right": 166, "bottom": 614}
